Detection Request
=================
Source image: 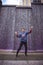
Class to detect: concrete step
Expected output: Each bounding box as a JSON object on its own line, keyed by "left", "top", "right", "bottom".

{"left": 0, "top": 52, "right": 43, "bottom": 60}
{"left": 0, "top": 60, "right": 43, "bottom": 65}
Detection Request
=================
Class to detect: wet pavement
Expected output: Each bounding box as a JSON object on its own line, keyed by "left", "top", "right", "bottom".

{"left": 0, "top": 60, "right": 43, "bottom": 65}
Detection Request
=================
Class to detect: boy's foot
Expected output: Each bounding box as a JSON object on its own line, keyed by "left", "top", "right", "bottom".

{"left": 16, "top": 54, "right": 18, "bottom": 57}
{"left": 25, "top": 54, "right": 28, "bottom": 56}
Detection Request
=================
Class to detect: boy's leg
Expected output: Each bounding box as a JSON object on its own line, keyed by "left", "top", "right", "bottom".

{"left": 24, "top": 42, "right": 27, "bottom": 56}
{"left": 16, "top": 42, "right": 23, "bottom": 57}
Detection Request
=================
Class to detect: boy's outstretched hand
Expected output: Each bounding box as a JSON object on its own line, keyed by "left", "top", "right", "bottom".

{"left": 30, "top": 26, "right": 33, "bottom": 33}
{"left": 31, "top": 26, "right": 33, "bottom": 29}
{"left": 15, "top": 32, "right": 18, "bottom": 36}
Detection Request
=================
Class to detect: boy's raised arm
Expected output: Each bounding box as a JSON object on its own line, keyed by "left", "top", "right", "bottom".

{"left": 26, "top": 26, "right": 33, "bottom": 35}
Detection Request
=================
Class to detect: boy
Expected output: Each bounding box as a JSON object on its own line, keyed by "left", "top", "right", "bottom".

{"left": 15, "top": 26, "right": 33, "bottom": 57}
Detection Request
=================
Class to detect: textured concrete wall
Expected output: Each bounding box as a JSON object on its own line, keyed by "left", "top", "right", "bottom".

{"left": 31, "top": 3, "right": 43, "bottom": 50}
{"left": 0, "top": 4, "right": 43, "bottom": 51}
{"left": 0, "top": 6, "right": 16, "bottom": 49}
{"left": 15, "top": 7, "right": 32, "bottom": 50}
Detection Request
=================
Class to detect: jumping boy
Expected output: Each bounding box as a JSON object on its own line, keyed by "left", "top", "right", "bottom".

{"left": 15, "top": 26, "right": 33, "bottom": 57}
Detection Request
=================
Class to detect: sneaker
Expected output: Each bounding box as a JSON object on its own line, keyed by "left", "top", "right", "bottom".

{"left": 16, "top": 54, "right": 18, "bottom": 57}
{"left": 25, "top": 54, "right": 28, "bottom": 56}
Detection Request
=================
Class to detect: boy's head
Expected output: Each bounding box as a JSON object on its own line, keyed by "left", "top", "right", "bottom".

{"left": 21, "top": 28, "right": 25, "bottom": 32}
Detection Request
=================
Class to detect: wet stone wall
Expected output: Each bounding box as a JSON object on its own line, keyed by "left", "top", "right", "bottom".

{"left": 0, "top": 4, "right": 43, "bottom": 51}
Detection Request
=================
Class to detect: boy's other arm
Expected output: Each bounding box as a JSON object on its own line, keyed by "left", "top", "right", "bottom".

{"left": 15, "top": 32, "right": 21, "bottom": 38}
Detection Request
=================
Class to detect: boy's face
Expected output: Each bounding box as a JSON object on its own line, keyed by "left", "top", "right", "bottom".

{"left": 22, "top": 28, "right": 25, "bottom": 32}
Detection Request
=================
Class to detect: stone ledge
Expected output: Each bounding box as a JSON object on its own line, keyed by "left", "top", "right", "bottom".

{"left": 2, "top": 5, "right": 32, "bottom": 9}
{"left": 16, "top": 6, "right": 32, "bottom": 9}
{"left": 31, "top": 3, "right": 43, "bottom": 5}
{"left": 0, "top": 51, "right": 43, "bottom": 60}
{"left": 0, "top": 50, "right": 43, "bottom": 54}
